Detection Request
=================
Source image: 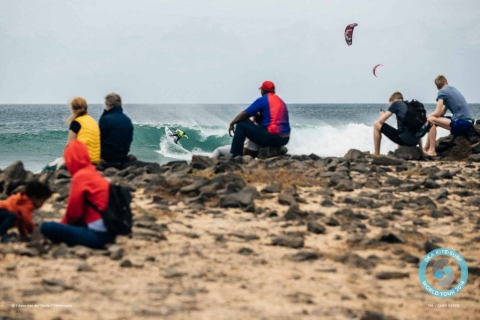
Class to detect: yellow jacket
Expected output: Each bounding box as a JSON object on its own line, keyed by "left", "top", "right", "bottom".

{"left": 75, "top": 115, "right": 101, "bottom": 164}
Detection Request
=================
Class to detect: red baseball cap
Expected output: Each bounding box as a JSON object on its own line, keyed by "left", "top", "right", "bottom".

{"left": 259, "top": 81, "right": 275, "bottom": 92}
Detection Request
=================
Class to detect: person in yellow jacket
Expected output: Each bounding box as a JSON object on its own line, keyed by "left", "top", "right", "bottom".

{"left": 66, "top": 97, "right": 101, "bottom": 164}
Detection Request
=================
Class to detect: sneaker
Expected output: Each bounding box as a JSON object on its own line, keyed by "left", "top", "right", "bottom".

{"left": 416, "top": 121, "right": 433, "bottom": 138}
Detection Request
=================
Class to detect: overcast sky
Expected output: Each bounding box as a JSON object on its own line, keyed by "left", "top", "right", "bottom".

{"left": 1, "top": 0, "right": 479, "bottom": 104}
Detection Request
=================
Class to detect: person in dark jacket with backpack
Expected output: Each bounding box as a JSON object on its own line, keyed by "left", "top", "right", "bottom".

{"left": 40, "top": 140, "right": 116, "bottom": 249}
{"left": 373, "top": 92, "right": 423, "bottom": 155}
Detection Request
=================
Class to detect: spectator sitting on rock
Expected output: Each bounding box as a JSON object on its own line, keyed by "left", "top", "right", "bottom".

{"left": 0, "top": 180, "right": 52, "bottom": 242}
{"left": 228, "top": 81, "right": 290, "bottom": 157}
{"left": 99, "top": 93, "right": 135, "bottom": 165}
{"left": 213, "top": 113, "right": 262, "bottom": 158}
{"left": 373, "top": 91, "right": 423, "bottom": 155}
{"left": 423, "top": 75, "right": 474, "bottom": 157}
{"left": 41, "top": 140, "right": 116, "bottom": 249}
{"left": 67, "top": 97, "right": 101, "bottom": 164}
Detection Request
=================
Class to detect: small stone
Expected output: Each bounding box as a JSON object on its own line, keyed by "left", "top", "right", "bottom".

{"left": 424, "top": 241, "right": 440, "bottom": 253}
{"left": 360, "top": 310, "right": 386, "bottom": 320}
{"left": 320, "top": 199, "right": 334, "bottom": 207}
{"left": 435, "top": 170, "right": 453, "bottom": 180}
{"left": 164, "top": 269, "right": 187, "bottom": 278}
{"left": 334, "top": 180, "right": 354, "bottom": 192}
{"left": 271, "top": 235, "right": 304, "bottom": 248}
{"left": 344, "top": 149, "right": 367, "bottom": 160}
{"left": 372, "top": 156, "right": 404, "bottom": 166}
{"left": 324, "top": 217, "right": 340, "bottom": 227}
{"left": 120, "top": 259, "right": 133, "bottom": 268}
{"left": 284, "top": 204, "right": 307, "bottom": 221}
{"left": 108, "top": 245, "right": 124, "bottom": 261}
{"left": 6, "top": 264, "right": 16, "bottom": 271}
{"left": 307, "top": 221, "right": 326, "bottom": 234}
{"left": 262, "top": 183, "right": 282, "bottom": 193}
{"left": 289, "top": 251, "right": 320, "bottom": 262}
{"left": 337, "top": 253, "right": 376, "bottom": 269}
{"left": 401, "top": 254, "right": 420, "bottom": 264}
{"left": 19, "top": 247, "right": 40, "bottom": 257}
{"left": 278, "top": 192, "right": 296, "bottom": 206}
{"left": 424, "top": 179, "right": 440, "bottom": 189}
{"left": 77, "top": 262, "right": 93, "bottom": 272}
{"left": 237, "top": 247, "right": 254, "bottom": 255}
{"left": 384, "top": 177, "right": 403, "bottom": 187}
{"left": 375, "top": 272, "right": 409, "bottom": 280}
{"left": 369, "top": 218, "right": 389, "bottom": 228}
{"left": 379, "top": 233, "right": 405, "bottom": 244}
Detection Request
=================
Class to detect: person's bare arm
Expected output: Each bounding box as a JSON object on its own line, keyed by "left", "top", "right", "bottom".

{"left": 428, "top": 100, "right": 445, "bottom": 118}
{"left": 377, "top": 111, "right": 392, "bottom": 125}
{"left": 66, "top": 130, "right": 77, "bottom": 145}
{"left": 229, "top": 111, "right": 250, "bottom": 137}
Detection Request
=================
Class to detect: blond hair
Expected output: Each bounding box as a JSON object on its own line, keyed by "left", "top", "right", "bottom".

{"left": 389, "top": 91, "right": 404, "bottom": 103}
{"left": 67, "top": 97, "right": 88, "bottom": 124}
{"left": 435, "top": 75, "right": 447, "bottom": 90}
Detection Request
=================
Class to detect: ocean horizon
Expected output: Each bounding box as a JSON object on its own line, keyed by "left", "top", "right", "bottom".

{"left": 2, "top": 103, "right": 479, "bottom": 172}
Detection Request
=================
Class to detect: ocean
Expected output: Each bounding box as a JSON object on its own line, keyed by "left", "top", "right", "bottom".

{"left": 1, "top": 103, "right": 479, "bottom": 172}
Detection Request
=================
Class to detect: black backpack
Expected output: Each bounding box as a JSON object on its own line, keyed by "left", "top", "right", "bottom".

{"left": 402, "top": 100, "right": 427, "bottom": 133}
{"left": 85, "top": 184, "right": 133, "bottom": 235}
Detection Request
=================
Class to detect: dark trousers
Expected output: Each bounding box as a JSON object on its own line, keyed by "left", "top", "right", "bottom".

{"left": 0, "top": 209, "right": 17, "bottom": 236}
{"left": 230, "top": 121, "right": 289, "bottom": 156}
{"left": 41, "top": 222, "right": 115, "bottom": 249}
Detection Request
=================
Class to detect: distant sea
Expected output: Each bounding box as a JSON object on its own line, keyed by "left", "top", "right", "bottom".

{"left": 1, "top": 103, "right": 479, "bottom": 172}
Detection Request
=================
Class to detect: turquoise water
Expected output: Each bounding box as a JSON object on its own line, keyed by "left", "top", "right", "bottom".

{"left": 1, "top": 103, "right": 479, "bottom": 171}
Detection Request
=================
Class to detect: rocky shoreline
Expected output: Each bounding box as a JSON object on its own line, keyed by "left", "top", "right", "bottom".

{"left": 1, "top": 147, "right": 480, "bottom": 320}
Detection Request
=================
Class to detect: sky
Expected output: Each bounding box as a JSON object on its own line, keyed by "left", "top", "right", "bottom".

{"left": 0, "top": 0, "right": 479, "bottom": 104}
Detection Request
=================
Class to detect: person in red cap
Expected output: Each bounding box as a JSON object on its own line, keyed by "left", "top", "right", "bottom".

{"left": 228, "top": 81, "right": 290, "bottom": 156}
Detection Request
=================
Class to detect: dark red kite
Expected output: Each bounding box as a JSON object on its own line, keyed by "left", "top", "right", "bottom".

{"left": 373, "top": 64, "right": 384, "bottom": 77}
{"left": 344, "top": 23, "right": 358, "bottom": 46}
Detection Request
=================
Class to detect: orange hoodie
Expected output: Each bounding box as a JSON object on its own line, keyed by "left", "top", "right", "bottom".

{"left": 0, "top": 193, "right": 35, "bottom": 237}
{"left": 61, "top": 140, "right": 109, "bottom": 226}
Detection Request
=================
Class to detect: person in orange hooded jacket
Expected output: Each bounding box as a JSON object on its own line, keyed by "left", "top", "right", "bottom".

{"left": 0, "top": 180, "right": 52, "bottom": 241}
{"left": 40, "top": 140, "right": 116, "bottom": 249}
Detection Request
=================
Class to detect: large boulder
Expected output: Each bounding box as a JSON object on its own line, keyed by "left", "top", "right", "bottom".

{"left": 219, "top": 188, "right": 255, "bottom": 212}
{"left": 191, "top": 155, "right": 217, "bottom": 170}
{"left": 2, "top": 161, "right": 27, "bottom": 195}
{"left": 393, "top": 146, "right": 423, "bottom": 160}
{"left": 257, "top": 146, "right": 288, "bottom": 159}
{"left": 344, "top": 149, "right": 367, "bottom": 161}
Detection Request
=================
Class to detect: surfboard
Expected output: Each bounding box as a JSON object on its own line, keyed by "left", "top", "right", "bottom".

{"left": 165, "top": 127, "right": 177, "bottom": 144}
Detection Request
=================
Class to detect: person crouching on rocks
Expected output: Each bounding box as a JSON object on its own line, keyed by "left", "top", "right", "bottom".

{"left": 373, "top": 92, "right": 423, "bottom": 155}
{"left": 41, "top": 140, "right": 115, "bottom": 249}
{"left": 0, "top": 180, "right": 52, "bottom": 242}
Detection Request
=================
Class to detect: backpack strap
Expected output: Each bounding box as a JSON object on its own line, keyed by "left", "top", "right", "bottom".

{"left": 84, "top": 193, "right": 104, "bottom": 214}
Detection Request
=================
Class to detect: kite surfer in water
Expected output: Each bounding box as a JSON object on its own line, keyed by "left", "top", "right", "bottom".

{"left": 171, "top": 128, "right": 189, "bottom": 144}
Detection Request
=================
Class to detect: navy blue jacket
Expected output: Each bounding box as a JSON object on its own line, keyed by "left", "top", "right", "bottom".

{"left": 99, "top": 107, "right": 134, "bottom": 162}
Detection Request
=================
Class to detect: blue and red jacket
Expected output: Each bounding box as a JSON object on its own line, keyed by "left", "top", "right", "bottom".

{"left": 245, "top": 93, "right": 290, "bottom": 135}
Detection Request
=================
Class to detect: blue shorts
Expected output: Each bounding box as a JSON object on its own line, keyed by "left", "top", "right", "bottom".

{"left": 447, "top": 117, "right": 473, "bottom": 136}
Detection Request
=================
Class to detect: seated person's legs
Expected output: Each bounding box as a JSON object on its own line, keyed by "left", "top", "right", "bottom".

{"left": 0, "top": 209, "right": 17, "bottom": 236}
{"left": 212, "top": 145, "right": 231, "bottom": 158}
{"left": 426, "top": 116, "right": 451, "bottom": 156}
{"left": 231, "top": 121, "right": 288, "bottom": 156}
{"left": 41, "top": 222, "right": 114, "bottom": 249}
